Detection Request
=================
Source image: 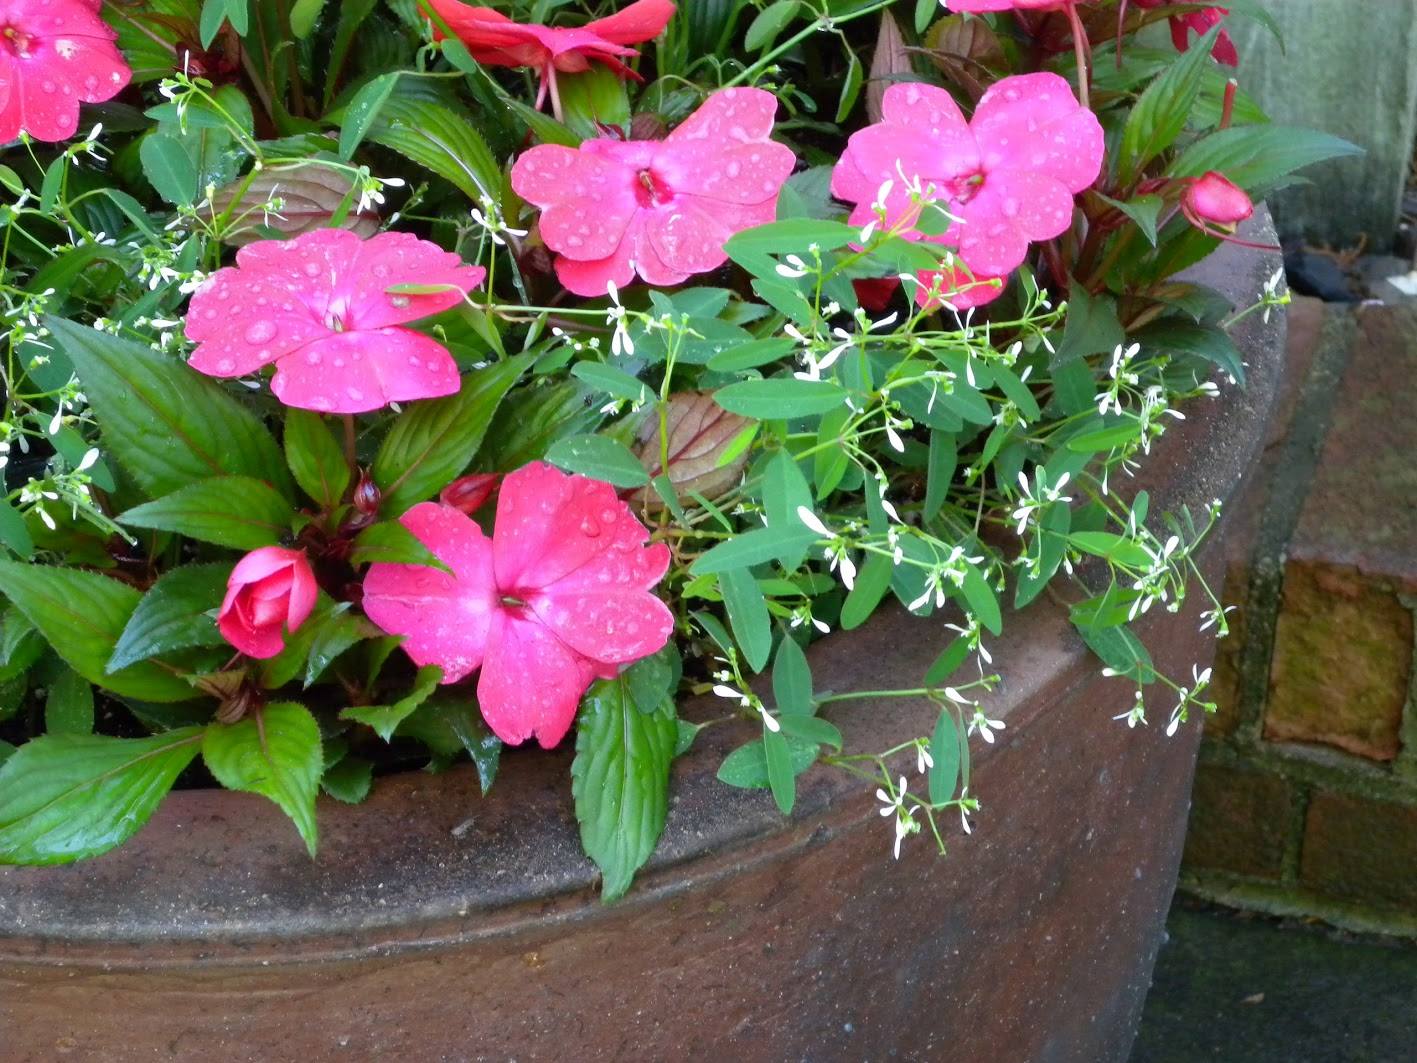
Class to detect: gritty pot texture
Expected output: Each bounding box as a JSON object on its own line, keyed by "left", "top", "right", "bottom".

{"left": 0, "top": 213, "right": 1286, "bottom": 1063}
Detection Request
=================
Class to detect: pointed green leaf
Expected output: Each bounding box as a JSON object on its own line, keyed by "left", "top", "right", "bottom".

{"left": 203, "top": 702, "right": 323, "bottom": 856}
{"left": 0, "top": 727, "right": 203, "bottom": 864}
{"left": 284, "top": 409, "right": 350, "bottom": 510}
{"left": 571, "top": 672, "right": 678, "bottom": 901}
{"left": 120, "top": 475, "right": 294, "bottom": 550}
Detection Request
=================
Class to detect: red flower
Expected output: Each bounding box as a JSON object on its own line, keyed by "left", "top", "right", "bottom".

{"left": 1181, "top": 170, "right": 1253, "bottom": 229}
{"left": 362, "top": 463, "right": 674, "bottom": 749}
{"left": 0, "top": 0, "right": 131, "bottom": 143}
{"left": 511, "top": 87, "right": 795, "bottom": 297}
{"left": 420, "top": 0, "right": 675, "bottom": 117}
{"left": 218, "top": 547, "right": 318, "bottom": 660}
{"left": 1132, "top": 1, "right": 1238, "bottom": 66}
{"left": 185, "top": 229, "right": 485, "bottom": 414}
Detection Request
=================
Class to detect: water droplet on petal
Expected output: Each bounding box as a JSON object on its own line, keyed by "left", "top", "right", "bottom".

{"left": 244, "top": 320, "right": 277, "bottom": 344}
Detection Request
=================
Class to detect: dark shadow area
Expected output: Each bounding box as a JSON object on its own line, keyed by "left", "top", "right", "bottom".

{"left": 1132, "top": 900, "right": 1417, "bottom": 1062}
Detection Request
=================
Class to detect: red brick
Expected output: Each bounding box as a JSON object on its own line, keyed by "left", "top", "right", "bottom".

{"left": 1182, "top": 763, "right": 1295, "bottom": 880}
{"left": 1300, "top": 791, "right": 1417, "bottom": 909}
{"left": 1264, "top": 561, "right": 1412, "bottom": 760}
{"left": 1289, "top": 303, "right": 1417, "bottom": 590}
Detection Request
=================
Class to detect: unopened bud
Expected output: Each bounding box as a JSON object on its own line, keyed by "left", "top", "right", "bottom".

{"left": 440, "top": 473, "right": 499, "bottom": 514}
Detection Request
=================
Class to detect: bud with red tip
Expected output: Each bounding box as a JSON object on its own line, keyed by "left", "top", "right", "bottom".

{"left": 440, "top": 473, "right": 500, "bottom": 515}
{"left": 1181, "top": 171, "right": 1254, "bottom": 231}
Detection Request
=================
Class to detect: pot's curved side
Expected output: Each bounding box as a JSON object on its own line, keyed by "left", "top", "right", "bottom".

{"left": 0, "top": 215, "right": 1286, "bottom": 1063}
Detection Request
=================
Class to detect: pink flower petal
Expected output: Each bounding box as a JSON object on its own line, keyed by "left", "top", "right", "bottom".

{"left": 267, "top": 328, "right": 461, "bottom": 414}
{"left": 0, "top": 0, "right": 130, "bottom": 143}
{"left": 585, "top": 0, "right": 677, "bottom": 46}
{"left": 655, "top": 140, "right": 796, "bottom": 207}
{"left": 665, "top": 86, "right": 779, "bottom": 146}
{"left": 956, "top": 170, "right": 1074, "bottom": 278}
{"left": 476, "top": 609, "right": 591, "bottom": 748}
{"left": 531, "top": 587, "right": 674, "bottom": 666}
{"left": 492, "top": 462, "right": 651, "bottom": 592}
{"left": 186, "top": 270, "right": 332, "bottom": 378}
{"left": 361, "top": 502, "right": 497, "bottom": 684}
{"left": 554, "top": 235, "right": 640, "bottom": 296}
{"left": 972, "top": 72, "right": 1103, "bottom": 193}
{"left": 341, "top": 230, "right": 485, "bottom": 330}
{"left": 880, "top": 81, "right": 970, "bottom": 136}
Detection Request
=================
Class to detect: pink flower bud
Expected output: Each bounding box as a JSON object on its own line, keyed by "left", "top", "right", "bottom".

{"left": 218, "top": 547, "right": 319, "bottom": 660}
{"left": 1182, "top": 172, "right": 1253, "bottom": 228}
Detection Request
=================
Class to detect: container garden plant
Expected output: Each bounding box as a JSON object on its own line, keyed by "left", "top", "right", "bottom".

{"left": 0, "top": 0, "right": 1352, "bottom": 1058}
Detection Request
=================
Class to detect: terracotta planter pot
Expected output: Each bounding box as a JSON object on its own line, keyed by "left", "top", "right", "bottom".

{"left": 0, "top": 219, "right": 1285, "bottom": 1063}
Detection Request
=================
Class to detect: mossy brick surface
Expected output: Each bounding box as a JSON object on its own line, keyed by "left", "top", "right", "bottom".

{"left": 1182, "top": 763, "right": 1296, "bottom": 879}
{"left": 1301, "top": 791, "right": 1417, "bottom": 910}
{"left": 1264, "top": 560, "right": 1412, "bottom": 760}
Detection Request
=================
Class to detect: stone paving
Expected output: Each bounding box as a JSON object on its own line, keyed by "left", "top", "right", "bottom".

{"left": 1132, "top": 901, "right": 1417, "bottom": 1063}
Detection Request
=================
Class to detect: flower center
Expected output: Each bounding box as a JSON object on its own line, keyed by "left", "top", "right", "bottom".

{"left": 323, "top": 297, "right": 351, "bottom": 332}
{"left": 500, "top": 594, "right": 527, "bottom": 608}
{"left": 634, "top": 169, "right": 674, "bottom": 208}
{"left": 1, "top": 25, "right": 34, "bottom": 58}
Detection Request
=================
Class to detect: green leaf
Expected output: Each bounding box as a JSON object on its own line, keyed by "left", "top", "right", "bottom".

{"left": 924, "top": 636, "right": 970, "bottom": 687}
{"left": 199, "top": 0, "right": 249, "bottom": 49}
{"left": 108, "top": 564, "right": 230, "bottom": 674}
{"left": 1098, "top": 193, "right": 1164, "bottom": 247}
{"left": 714, "top": 379, "right": 847, "bottom": 419}
{"left": 570, "top": 361, "right": 652, "bottom": 405}
{"left": 1075, "top": 620, "right": 1156, "bottom": 683}
{"left": 45, "top": 667, "right": 95, "bottom": 735}
{"left": 959, "top": 562, "right": 1002, "bottom": 636}
{"left": 120, "top": 476, "right": 293, "bottom": 550}
{"left": 203, "top": 702, "right": 323, "bottom": 856}
{"left": 1068, "top": 531, "right": 1155, "bottom": 569}
{"left": 545, "top": 434, "right": 651, "bottom": 488}
{"left": 571, "top": 673, "right": 678, "bottom": 901}
{"left": 1118, "top": 25, "right": 1219, "bottom": 184}
{"left": 924, "top": 430, "right": 957, "bottom": 522}
{"left": 139, "top": 132, "right": 199, "bottom": 206}
{"left": 366, "top": 95, "right": 502, "bottom": 202}
{"left": 716, "top": 734, "right": 818, "bottom": 788}
{"left": 771, "top": 634, "right": 812, "bottom": 717}
{"left": 745, "top": 0, "right": 800, "bottom": 51}
{"left": 340, "top": 665, "right": 442, "bottom": 741}
{"left": 689, "top": 524, "right": 816, "bottom": 575}
{"left": 762, "top": 724, "right": 796, "bottom": 814}
{"left": 1052, "top": 285, "right": 1125, "bottom": 368}
{"left": 303, "top": 605, "right": 367, "bottom": 687}
{"left": 285, "top": 410, "right": 351, "bottom": 511}
{"left": 1134, "top": 318, "right": 1246, "bottom": 384}
{"left": 321, "top": 754, "right": 372, "bottom": 803}
{"left": 339, "top": 72, "right": 399, "bottom": 160}
{"left": 373, "top": 353, "right": 532, "bottom": 515}
{"left": 0, "top": 727, "right": 203, "bottom": 864}
{"left": 706, "top": 337, "right": 797, "bottom": 374}
{"left": 0, "top": 562, "right": 196, "bottom": 702}
{"left": 719, "top": 569, "right": 772, "bottom": 673}
{"left": 928, "top": 708, "right": 961, "bottom": 805}
{"left": 1016, "top": 502, "right": 1071, "bottom": 608}
{"left": 349, "top": 520, "right": 451, "bottom": 572}
{"left": 46, "top": 318, "right": 289, "bottom": 501}
{"left": 401, "top": 693, "right": 502, "bottom": 793}
{"left": 836, "top": 51, "right": 864, "bottom": 123}
{"left": 1169, "top": 125, "right": 1361, "bottom": 195}
{"left": 0, "top": 499, "right": 34, "bottom": 559}
{"left": 775, "top": 712, "right": 841, "bottom": 751}
{"left": 290, "top": 0, "right": 328, "bottom": 37}
{"left": 840, "top": 552, "right": 894, "bottom": 631}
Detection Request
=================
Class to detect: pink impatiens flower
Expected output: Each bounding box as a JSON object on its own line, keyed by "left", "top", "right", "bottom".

{"left": 511, "top": 87, "right": 796, "bottom": 297}
{"left": 421, "top": 0, "right": 675, "bottom": 118}
{"left": 218, "top": 546, "right": 318, "bottom": 660}
{"left": 831, "top": 74, "right": 1103, "bottom": 300}
{"left": 0, "top": 0, "right": 131, "bottom": 143}
{"left": 185, "top": 228, "right": 486, "bottom": 414}
{"left": 362, "top": 462, "right": 674, "bottom": 749}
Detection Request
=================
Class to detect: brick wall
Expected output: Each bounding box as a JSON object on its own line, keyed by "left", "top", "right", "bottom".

{"left": 1179, "top": 298, "right": 1417, "bottom": 936}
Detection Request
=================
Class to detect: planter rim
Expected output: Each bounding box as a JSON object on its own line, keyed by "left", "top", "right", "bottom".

{"left": 0, "top": 211, "right": 1287, "bottom": 963}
